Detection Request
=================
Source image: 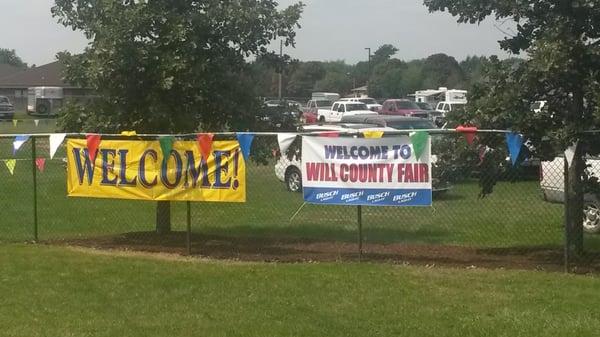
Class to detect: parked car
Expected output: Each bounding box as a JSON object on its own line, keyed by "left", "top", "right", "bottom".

{"left": 0, "top": 96, "right": 15, "bottom": 119}
{"left": 415, "top": 101, "right": 443, "bottom": 125}
{"left": 317, "top": 101, "right": 377, "bottom": 122}
{"left": 264, "top": 99, "right": 301, "bottom": 109}
{"left": 275, "top": 123, "right": 396, "bottom": 192}
{"left": 300, "top": 99, "right": 333, "bottom": 124}
{"left": 380, "top": 99, "right": 429, "bottom": 118}
{"left": 540, "top": 156, "right": 600, "bottom": 233}
{"left": 340, "top": 97, "right": 382, "bottom": 112}
{"left": 435, "top": 101, "right": 466, "bottom": 115}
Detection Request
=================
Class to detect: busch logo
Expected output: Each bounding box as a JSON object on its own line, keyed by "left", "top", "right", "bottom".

{"left": 367, "top": 191, "right": 390, "bottom": 202}
{"left": 341, "top": 191, "right": 364, "bottom": 202}
{"left": 393, "top": 192, "right": 418, "bottom": 203}
{"left": 315, "top": 190, "right": 339, "bottom": 201}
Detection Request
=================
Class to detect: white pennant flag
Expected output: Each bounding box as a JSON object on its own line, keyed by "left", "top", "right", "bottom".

{"left": 564, "top": 142, "right": 577, "bottom": 166}
{"left": 277, "top": 133, "right": 297, "bottom": 155}
{"left": 34, "top": 119, "right": 39, "bottom": 127}
{"left": 49, "top": 133, "right": 67, "bottom": 160}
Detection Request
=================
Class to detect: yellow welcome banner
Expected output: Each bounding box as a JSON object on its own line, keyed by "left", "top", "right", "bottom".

{"left": 66, "top": 139, "right": 245, "bottom": 202}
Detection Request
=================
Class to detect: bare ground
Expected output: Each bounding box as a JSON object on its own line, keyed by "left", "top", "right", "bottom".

{"left": 46, "top": 231, "right": 600, "bottom": 274}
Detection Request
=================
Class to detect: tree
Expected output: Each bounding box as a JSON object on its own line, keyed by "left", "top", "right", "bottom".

{"left": 53, "top": 0, "right": 303, "bottom": 234}
{"left": 371, "top": 44, "right": 399, "bottom": 66}
{"left": 424, "top": 0, "right": 600, "bottom": 254}
{"left": 368, "top": 59, "right": 407, "bottom": 98}
{"left": 0, "top": 49, "right": 27, "bottom": 68}
{"left": 286, "top": 61, "right": 326, "bottom": 97}
{"left": 420, "top": 53, "right": 466, "bottom": 89}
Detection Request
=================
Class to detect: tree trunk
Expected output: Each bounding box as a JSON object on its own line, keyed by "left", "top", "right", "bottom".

{"left": 566, "top": 144, "right": 584, "bottom": 255}
{"left": 156, "top": 201, "right": 171, "bottom": 234}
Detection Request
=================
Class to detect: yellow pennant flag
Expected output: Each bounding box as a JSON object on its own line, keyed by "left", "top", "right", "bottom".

{"left": 4, "top": 159, "right": 16, "bottom": 175}
{"left": 362, "top": 130, "right": 384, "bottom": 139}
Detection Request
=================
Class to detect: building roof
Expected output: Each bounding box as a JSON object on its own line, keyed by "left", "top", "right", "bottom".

{"left": 0, "top": 64, "right": 21, "bottom": 78}
{"left": 0, "top": 61, "right": 74, "bottom": 88}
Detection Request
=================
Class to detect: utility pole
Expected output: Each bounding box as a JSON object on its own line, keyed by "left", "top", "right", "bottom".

{"left": 278, "top": 40, "right": 283, "bottom": 100}
{"left": 365, "top": 47, "right": 371, "bottom": 91}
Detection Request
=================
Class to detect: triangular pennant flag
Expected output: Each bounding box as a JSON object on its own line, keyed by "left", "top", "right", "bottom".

{"left": 86, "top": 134, "right": 101, "bottom": 163}
{"left": 12, "top": 119, "right": 17, "bottom": 127}
{"left": 565, "top": 142, "right": 577, "bottom": 167}
{"left": 277, "top": 133, "right": 296, "bottom": 155}
{"left": 4, "top": 159, "right": 16, "bottom": 175}
{"left": 35, "top": 158, "right": 46, "bottom": 172}
{"left": 505, "top": 132, "right": 523, "bottom": 166}
{"left": 362, "top": 130, "right": 384, "bottom": 139}
{"left": 49, "top": 133, "right": 66, "bottom": 160}
{"left": 120, "top": 131, "right": 137, "bottom": 136}
{"left": 236, "top": 133, "right": 255, "bottom": 161}
{"left": 319, "top": 131, "right": 340, "bottom": 137}
{"left": 13, "top": 135, "right": 30, "bottom": 155}
{"left": 409, "top": 131, "right": 429, "bottom": 161}
{"left": 456, "top": 125, "right": 478, "bottom": 145}
{"left": 159, "top": 136, "right": 174, "bottom": 164}
{"left": 196, "top": 133, "right": 214, "bottom": 160}
{"left": 34, "top": 119, "right": 40, "bottom": 127}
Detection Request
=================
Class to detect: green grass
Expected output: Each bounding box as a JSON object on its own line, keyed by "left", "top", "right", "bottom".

{"left": 1, "top": 136, "right": 598, "bottom": 251}
{"left": 1, "top": 243, "right": 600, "bottom": 337}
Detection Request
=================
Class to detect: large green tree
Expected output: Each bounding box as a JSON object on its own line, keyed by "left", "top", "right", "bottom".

{"left": 424, "top": 0, "right": 600, "bottom": 253}
{"left": 53, "top": 0, "right": 303, "bottom": 233}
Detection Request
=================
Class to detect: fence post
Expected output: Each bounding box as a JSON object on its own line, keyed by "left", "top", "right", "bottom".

{"left": 186, "top": 201, "right": 192, "bottom": 255}
{"left": 31, "top": 136, "right": 38, "bottom": 242}
{"left": 563, "top": 156, "right": 570, "bottom": 272}
{"left": 357, "top": 205, "right": 363, "bottom": 261}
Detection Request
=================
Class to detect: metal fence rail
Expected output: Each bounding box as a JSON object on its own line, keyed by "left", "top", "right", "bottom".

{"left": 0, "top": 132, "right": 598, "bottom": 273}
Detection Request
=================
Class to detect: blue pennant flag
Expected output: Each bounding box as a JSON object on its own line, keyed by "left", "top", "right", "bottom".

{"left": 505, "top": 132, "right": 523, "bottom": 166}
{"left": 236, "top": 133, "right": 255, "bottom": 161}
{"left": 13, "top": 135, "right": 30, "bottom": 155}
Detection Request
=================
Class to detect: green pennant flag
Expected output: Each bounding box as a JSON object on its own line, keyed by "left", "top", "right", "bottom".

{"left": 159, "top": 136, "right": 174, "bottom": 164}
{"left": 410, "top": 131, "right": 429, "bottom": 161}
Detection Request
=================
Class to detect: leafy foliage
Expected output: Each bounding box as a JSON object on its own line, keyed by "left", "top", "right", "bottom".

{"left": 52, "top": 0, "right": 304, "bottom": 133}
{"left": 0, "top": 48, "right": 27, "bottom": 68}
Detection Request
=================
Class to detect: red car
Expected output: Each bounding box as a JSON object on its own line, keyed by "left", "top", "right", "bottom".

{"left": 380, "top": 99, "right": 429, "bottom": 118}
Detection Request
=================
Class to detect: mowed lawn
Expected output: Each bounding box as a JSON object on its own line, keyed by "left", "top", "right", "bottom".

{"left": 1, "top": 136, "right": 598, "bottom": 250}
{"left": 1, "top": 244, "right": 600, "bottom": 337}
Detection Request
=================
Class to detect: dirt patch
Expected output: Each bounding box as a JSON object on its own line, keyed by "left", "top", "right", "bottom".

{"left": 47, "top": 231, "right": 600, "bottom": 273}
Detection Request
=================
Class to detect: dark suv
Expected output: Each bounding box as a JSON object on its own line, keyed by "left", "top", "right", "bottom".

{"left": 0, "top": 96, "right": 15, "bottom": 119}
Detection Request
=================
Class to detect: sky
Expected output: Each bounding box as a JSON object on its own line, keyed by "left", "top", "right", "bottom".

{"left": 0, "top": 0, "right": 512, "bottom": 67}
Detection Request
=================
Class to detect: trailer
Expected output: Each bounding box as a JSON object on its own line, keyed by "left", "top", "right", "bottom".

{"left": 27, "top": 87, "right": 64, "bottom": 117}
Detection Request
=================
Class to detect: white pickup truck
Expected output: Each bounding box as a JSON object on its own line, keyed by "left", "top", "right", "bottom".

{"left": 540, "top": 156, "right": 600, "bottom": 233}
{"left": 317, "top": 101, "right": 377, "bottom": 122}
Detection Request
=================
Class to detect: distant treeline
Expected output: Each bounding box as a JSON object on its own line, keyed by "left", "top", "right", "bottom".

{"left": 250, "top": 44, "right": 521, "bottom": 99}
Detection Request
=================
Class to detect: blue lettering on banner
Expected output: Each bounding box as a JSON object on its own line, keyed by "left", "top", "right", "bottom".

{"left": 303, "top": 187, "right": 432, "bottom": 206}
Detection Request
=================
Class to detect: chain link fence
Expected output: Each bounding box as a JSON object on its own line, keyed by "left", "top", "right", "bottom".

{"left": 0, "top": 130, "right": 598, "bottom": 273}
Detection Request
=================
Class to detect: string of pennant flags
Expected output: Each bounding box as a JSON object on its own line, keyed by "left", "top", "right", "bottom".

{"left": 1, "top": 126, "right": 530, "bottom": 176}
{"left": 0, "top": 119, "right": 53, "bottom": 127}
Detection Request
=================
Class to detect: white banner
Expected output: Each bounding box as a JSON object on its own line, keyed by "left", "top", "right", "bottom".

{"left": 301, "top": 136, "right": 432, "bottom": 206}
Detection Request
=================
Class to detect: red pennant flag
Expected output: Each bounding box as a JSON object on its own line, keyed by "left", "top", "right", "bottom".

{"left": 319, "top": 131, "right": 340, "bottom": 138}
{"left": 86, "top": 134, "right": 101, "bottom": 163}
{"left": 455, "top": 125, "right": 478, "bottom": 145}
{"left": 196, "top": 133, "right": 214, "bottom": 160}
{"left": 35, "top": 158, "right": 46, "bottom": 172}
